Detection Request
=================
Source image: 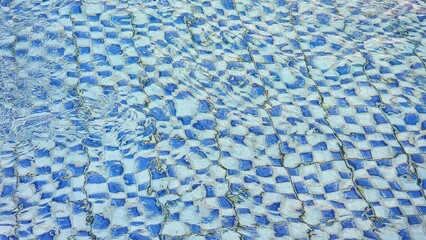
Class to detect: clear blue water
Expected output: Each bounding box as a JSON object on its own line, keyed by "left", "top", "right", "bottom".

{"left": 0, "top": 0, "right": 426, "bottom": 239}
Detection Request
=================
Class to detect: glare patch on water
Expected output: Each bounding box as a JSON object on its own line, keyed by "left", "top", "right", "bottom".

{"left": 0, "top": 4, "right": 71, "bottom": 143}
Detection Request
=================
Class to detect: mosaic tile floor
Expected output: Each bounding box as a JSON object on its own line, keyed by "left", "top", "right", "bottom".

{"left": 1, "top": 0, "right": 426, "bottom": 239}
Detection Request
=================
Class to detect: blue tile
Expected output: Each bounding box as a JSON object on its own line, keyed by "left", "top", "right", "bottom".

{"left": 218, "top": 197, "right": 233, "bottom": 209}
{"left": 106, "top": 44, "right": 122, "bottom": 55}
{"left": 256, "top": 167, "right": 273, "bottom": 177}
{"left": 324, "top": 182, "right": 339, "bottom": 193}
{"left": 93, "top": 214, "right": 110, "bottom": 230}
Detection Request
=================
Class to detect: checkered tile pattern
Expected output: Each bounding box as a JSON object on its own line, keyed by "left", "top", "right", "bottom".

{"left": 1, "top": 0, "right": 425, "bottom": 239}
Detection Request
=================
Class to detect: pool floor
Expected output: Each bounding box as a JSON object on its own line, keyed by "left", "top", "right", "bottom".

{"left": 0, "top": 0, "right": 426, "bottom": 239}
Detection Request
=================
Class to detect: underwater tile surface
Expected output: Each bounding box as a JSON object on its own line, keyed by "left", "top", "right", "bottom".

{"left": 0, "top": 0, "right": 426, "bottom": 239}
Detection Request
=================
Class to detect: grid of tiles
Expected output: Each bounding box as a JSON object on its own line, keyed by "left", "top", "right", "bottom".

{"left": 0, "top": 0, "right": 426, "bottom": 239}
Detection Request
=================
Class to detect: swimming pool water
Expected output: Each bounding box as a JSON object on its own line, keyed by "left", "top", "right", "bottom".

{"left": 0, "top": 0, "right": 426, "bottom": 239}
